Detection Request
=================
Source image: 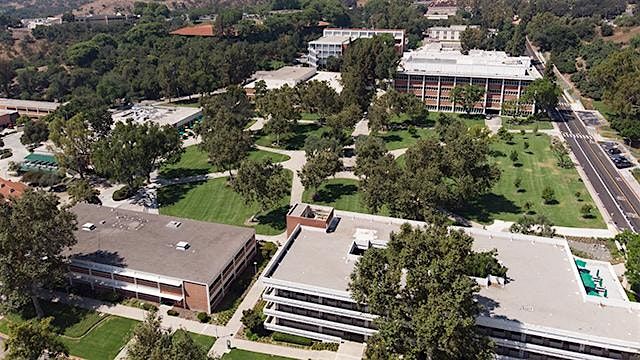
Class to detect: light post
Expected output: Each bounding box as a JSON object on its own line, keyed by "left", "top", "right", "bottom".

{"left": 253, "top": 261, "right": 257, "bottom": 275}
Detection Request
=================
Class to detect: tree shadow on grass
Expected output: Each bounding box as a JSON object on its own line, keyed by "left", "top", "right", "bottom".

{"left": 379, "top": 134, "right": 403, "bottom": 144}
{"left": 159, "top": 167, "right": 210, "bottom": 180}
{"left": 282, "top": 123, "right": 322, "bottom": 150}
{"left": 314, "top": 183, "right": 358, "bottom": 203}
{"left": 457, "top": 193, "right": 521, "bottom": 224}
{"left": 255, "top": 204, "right": 289, "bottom": 232}
{"left": 156, "top": 181, "right": 204, "bottom": 208}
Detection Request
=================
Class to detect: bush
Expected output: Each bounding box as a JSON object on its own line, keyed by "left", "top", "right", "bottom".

{"left": 141, "top": 302, "right": 158, "bottom": 311}
{"left": 311, "top": 342, "right": 339, "bottom": 351}
{"left": 197, "top": 312, "right": 210, "bottom": 323}
{"left": 112, "top": 185, "right": 138, "bottom": 201}
{"left": 542, "top": 186, "right": 556, "bottom": 204}
{"left": 465, "top": 249, "right": 508, "bottom": 278}
{"left": 272, "top": 332, "right": 314, "bottom": 346}
{"left": 241, "top": 308, "right": 265, "bottom": 335}
{"left": 167, "top": 309, "right": 179, "bottom": 316}
{"left": 21, "top": 171, "right": 63, "bottom": 187}
{"left": 94, "top": 290, "right": 122, "bottom": 303}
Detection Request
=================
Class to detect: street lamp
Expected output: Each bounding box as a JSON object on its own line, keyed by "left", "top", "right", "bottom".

{"left": 253, "top": 261, "right": 257, "bottom": 275}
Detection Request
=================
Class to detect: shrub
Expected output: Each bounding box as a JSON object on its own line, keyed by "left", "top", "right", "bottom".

{"left": 241, "top": 308, "right": 265, "bottom": 335}
{"left": 272, "top": 332, "right": 314, "bottom": 346}
{"left": 141, "top": 302, "right": 158, "bottom": 311}
{"left": 112, "top": 185, "right": 137, "bottom": 201}
{"left": 542, "top": 186, "right": 556, "bottom": 204}
{"left": 197, "top": 312, "right": 210, "bottom": 323}
{"left": 167, "top": 309, "right": 179, "bottom": 316}
{"left": 311, "top": 342, "right": 339, "bottom": 351}
{"left": 94, "top": 290, "right": 122, "bottom": 303}
{"left": 21, "top": 171, "right": 63, "bottom": 187}
{"left": 465, "top": 249, "right": 508, "bottom": 278}
{"left": 581, "top": 204, "right": 594, "bottom": 218}
{"left": 514, "top": 177, "right": 522, "bottom": 189}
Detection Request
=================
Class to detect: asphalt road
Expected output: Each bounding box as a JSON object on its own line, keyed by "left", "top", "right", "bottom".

{"left": 551, "top": 108, "right": 640, "bottom": 232}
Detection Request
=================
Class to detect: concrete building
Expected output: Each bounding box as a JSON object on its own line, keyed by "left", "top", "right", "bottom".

{"left": 244, "top": 66, "right": 317, "bottom": 96}
{"left": 0, "top": 109, "right": 18, "bottom": 128}
{"left": 393, "top": 45, "right": 541, "bottom": 115}
{"left": 20, "top": 17, "right": 62, "bottom": 30}
{"left": 0, "top": 98, "right": 61, "bottom": 118}
{"left": 307, "top": 28, "right": 406, "bottom": 67}
{"left": 111, "top": 105, "right": 202, "bottom": 130}
{"left": 424, "top": 6, "right": 458, "bottom": 20}
{"left": 262, "top": 205, "right": 640, "bottom": 359}
{"left": 426, "top": 25, "right": 478, "bottom": 49}
{"left": 66, "top": 204, "right": 257, "bottom": 313}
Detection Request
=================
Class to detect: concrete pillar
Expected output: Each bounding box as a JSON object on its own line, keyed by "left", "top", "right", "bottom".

{"left": 437, "top": 76, "right": 442, "bottom": 112}
{"left": 421, "top": 75, "right": 426, "bottom": 102}
{"left": 483, "top": 78, "right": 489, "bottom": 114}
{"left": 499, "top": 79, "right": 506, "bottom": 115}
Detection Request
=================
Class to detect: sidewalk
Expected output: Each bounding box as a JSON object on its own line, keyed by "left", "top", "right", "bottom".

{"left": 484, "top": 219, "right": 616, "bottom": 238}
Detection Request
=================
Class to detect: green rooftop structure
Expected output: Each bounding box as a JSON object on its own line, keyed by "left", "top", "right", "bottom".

{"left": 575, "top": 257, "right": 607, "bottom": 298}
{"left": 21, "top": 153, "right": 58, "bottom": 173}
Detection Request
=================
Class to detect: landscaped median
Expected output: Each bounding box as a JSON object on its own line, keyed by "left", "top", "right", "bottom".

{"left": 0, "top": 301, "right": 138, "bottom": 360}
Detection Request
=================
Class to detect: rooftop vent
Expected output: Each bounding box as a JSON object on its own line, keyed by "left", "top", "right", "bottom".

{"left": 82, "top": 223, "right": 96, "bottom": 232}
{"left": 175, "top": 241, "right": 190, "bottom": 251}
{"left": 166, "top": 220, "right": 182, "bottom": 229}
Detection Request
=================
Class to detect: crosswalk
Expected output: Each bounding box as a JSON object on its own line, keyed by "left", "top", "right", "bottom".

{"left": 562, "top": 132, "right": 593, "bottom": 141}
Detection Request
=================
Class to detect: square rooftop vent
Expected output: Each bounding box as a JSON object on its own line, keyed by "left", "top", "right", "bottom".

{"left": 175, "top": 241, "right": 190, "bottom": 251}
{"left": 82, "top": 223, "right": 96, "bottom": 232}
{"left": 166, "top": 220, "right": 182, "bottom": 229}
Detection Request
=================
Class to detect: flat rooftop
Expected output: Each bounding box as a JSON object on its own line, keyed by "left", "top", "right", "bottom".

{"left": 66, "top": 204, "right": 255, "bottom": 284}
{"left": 112, "top": 105, "right": 202, "bottom": 127}
{"left": 398, "top": 47, "right": 541, "bottom": 80}
{"left": 309, "top": 35, "right": 352, "bottom": 45}
{"left": 309, "top": 71, "right": 342, "bottom": 93}
{"left": 267, "top": 211, "right": 640, "bottom": 345}
{"left": 0, "top": 98, "right": 61, "bottom": 111}
{"left": 245, "top": 66, "right": 317, "bottom": 90}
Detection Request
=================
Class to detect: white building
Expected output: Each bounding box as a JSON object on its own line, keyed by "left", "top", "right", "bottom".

{"left": 0, "top": 98, "right": 62, "bottom": 118}
{"left": 21, "top": 17, "right": 62, "bottom": 30}
{"left": 394, "top": 45, "right": 541, "bottom": 115}
{"left": 112, "top": 105, "right": 202, "bottom": 129}
{"left": 307, "top": 28, "right": 406, "bottom": 67}
{"left": 426, "top": 25, "right": 479, "bottom": 49}
{"left": 262, "top": 204, "right": 640, "bottom": 359}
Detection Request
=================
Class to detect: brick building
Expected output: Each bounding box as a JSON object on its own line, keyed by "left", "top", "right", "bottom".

{"left": 66, "top": 204, "right": 257, "bottom": 313}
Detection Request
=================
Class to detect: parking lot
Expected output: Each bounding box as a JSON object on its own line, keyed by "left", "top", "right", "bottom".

{"left": 599, "top": 141, "right": 635, "bottom": 169}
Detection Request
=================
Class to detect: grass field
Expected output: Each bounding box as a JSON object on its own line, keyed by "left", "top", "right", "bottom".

{"left": 301, "top": 178, "right": 388, "bottom": 215}
{"left": 377, "top": 127, "right": 435, "bottom": 150}
{"left": 174, "top": 329, "right": 215, "bottom": 352}
{"left": 222, "top": 349, "right": 295, "bottom": 360}
{"left": 62, "top": 316, "right": 138, "bottom": 360}
{"left": 160, "top": 146, "right": 290, "bottom": 179}
{"left": 254, "top": 123, "right": 327, "bottom": 150}
{"left": 0, "top": 301, "right": 137, "bottom": 360}
{"left": 459, "top": 133, "right": 605, "bottom": 228}
{"left": 158, "top": 173, "right": 291, "bottom": 235}
{"left": 503, "top": 119, "right": 555, "bottom": 131}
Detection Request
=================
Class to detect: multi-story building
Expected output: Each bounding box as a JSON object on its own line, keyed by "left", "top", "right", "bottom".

{"left": 426, "top": 25, "right": 478, "bottom": 45}
{"left": 0, "top": 98, "right": 61, "bottom": 118}
{"left": 307, "top": 28, "right": 406, "bottom": 67}
{"left": 66, "top": 204, "right": 257, "bottom": 313}
{"left": 262, "top": 204, "right": 640, "bottom": 359}
{"left": 393, "top": 45, "right": 541, "bottom": 115}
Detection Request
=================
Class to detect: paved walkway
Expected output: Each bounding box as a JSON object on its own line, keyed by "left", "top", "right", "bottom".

{"left": 352, "top": 119, "right": 370, "bottom": 137}
{"left": 255, "top": 145, "right": 307, "bottom": 205}
{"left": 484, "top": 219, "right": 616, "bottom": 238}
{"left": 485, "top": 116, "right": 502, "bottom": 134}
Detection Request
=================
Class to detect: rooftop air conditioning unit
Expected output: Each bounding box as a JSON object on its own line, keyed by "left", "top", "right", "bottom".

{"left": 82, "top": 223, "right": 96, "bottom": 232}
{"left": 166, "top": 220, "right": 182, "bottom": 229}
{"left": 175, "top": 241, "right": 190, "bottom": 251}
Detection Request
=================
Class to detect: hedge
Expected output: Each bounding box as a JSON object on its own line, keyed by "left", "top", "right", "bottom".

{"left": 112, "top": 185, "right": 138, "bottom": 201}
{"left": 167, "top": 309, "right": 179, "bottom": 316}
{"left": 272, "top": 332, "right": 314, "bottom": 346}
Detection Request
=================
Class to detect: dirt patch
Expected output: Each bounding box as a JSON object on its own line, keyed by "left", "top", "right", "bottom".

{"left": 568, "top": 239, "right": 612, "bottom": 261}
{"left": 604, "top": 25, "right": 640, "bottom": 44}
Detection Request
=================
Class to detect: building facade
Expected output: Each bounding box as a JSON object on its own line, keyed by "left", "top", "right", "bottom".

{"left": 66, "top": 204, "right": 257, "bottom": 313}
{"left": 394, "top": 47, "right": 541, "bottom": 115}
{"left": 262, "top": 206, "right": 640, "bottom": 359}
{"left": 0, "top": 98, "right": 61, "bottom": 118}
{"left": 307, "top": 28, "right": 405, "bottom": 67}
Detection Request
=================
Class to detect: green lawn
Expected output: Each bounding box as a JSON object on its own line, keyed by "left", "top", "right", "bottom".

{"left": 302, "top": 178, "right": 388, "bottom": 215}
{"left": 158, "top": 173, "right": 291, "bottom": 235}
{"left": 377, "top": 127, "right": 435, "bottom": 150}
{"left": 0, "top": 301, "right": 137, "bottom": 360}
{"left": 160, "top": 146, "right": 290, "bottom": 179}
{"left": 62, "top": 316, "right": 138, "bottom": 360}
{"left": 174, "top": 329, "right": 215, "bottom": 352}
{"left": 301, "top": 112, "right": 322, "bottom": 121}
{"left": 503, "top": 120, "right": 555, "bottom": 131}
{"left": 459, "top": 133, "right": 606, "bottom": 228}
{"left": 254, "top": 123, "right": 327, "bottom": 150}
{"left": 222, "top": 349, "right": 295, "bottom": 360}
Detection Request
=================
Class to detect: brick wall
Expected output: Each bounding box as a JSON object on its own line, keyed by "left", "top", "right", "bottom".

{"left": 184, "top": 281, "right": 209, "bottom": 313}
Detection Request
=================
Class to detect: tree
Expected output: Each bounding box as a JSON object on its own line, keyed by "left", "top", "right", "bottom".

{"left": 450, "top": 85, "right": 484, "bottom": 114}
{"left": 615, "top": 231, "right": 640, "bottom": 294}
{"left": 580, "top": 204, "right": 594, "bottom": 218}
{"left": 509, "top": 149, "right": 519, "bottom": 164}
{"left": 523, "top": 141, "right": 530, "bottom": 151}
{"left": 127, "top": 310, "right": 171, "bottom": 360}
{"left": 298, "top": 150, "right": 342, "bottom": 198}
{"left": 510, "top": 214, "right": 556, "bottom": 237}
{"left": 260, "top": 85, "right": 300, "bottom": 145}
{"left": 20, "top": 119, "right": 49, "bottom": 145}
{"left": 49, "top": 113, "right": 93, "bottom": 178}
{"left": 601, "top": 23, "right": 614, "bottom": 37}
{"left": 497, "top": 127, "right": 514, "bottom": 144}
{"left": 241, "top": 308, "right": 266, "bottom": 335}
{"left": 296, "top": 80, "right": 341, "bottom": 119}
{"left": 350, "top": 223, "right": 494, "bottom": 359}
{"left": 5, "top": 317, "right": 68, "bottom": 360}
{"left": 325, "top": 104, "right": 362, "bottom": 142}
{"left": 168, "top": 329, "right": 209, "bottom": 360}
{"left": 0, "top": 190, "right": 77, "bottom": 317}
{"left": 542, "top": 186, "right": 556, "bottom": 204}
{"left": 92, "top": 120, "right": 182, "bottom": 188}
{"left": 0, "top": 57, "right": 15, "bottom": 96}
{"left": 522, "top": 77, "right": 561, "bottom": 114}
{"left": 201, "top": 86, "right": 253, "bottom": 129}
{"left": 360, "top": 154, "right": 401, "bottom": 213}
{"left": 460, "top": 27, "right": 489, "bottom": 53}
{"left": 68, "top": 179, "right": 100, "bottom": 205}
{"left": 200, "top": 110, "right": 252, "bottom": 178}
{"left": 232, "top": 159, "right": 289, "bottom": 215}
{"left": 354, "top": 135, "right": 387, "bottom": 178}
